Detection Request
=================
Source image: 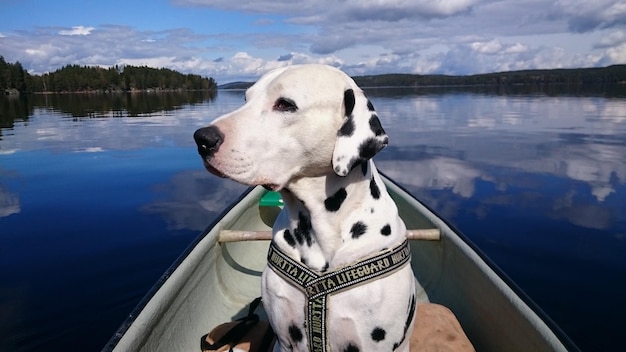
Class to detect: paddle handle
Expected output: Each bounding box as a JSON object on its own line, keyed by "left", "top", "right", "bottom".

{"left": 218, "top": 228, "right": 440, "bottom": 243}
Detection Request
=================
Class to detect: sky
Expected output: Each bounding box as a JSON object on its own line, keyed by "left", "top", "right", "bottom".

{"left": 1, "top": 0, "right": 626, "bottom": 83}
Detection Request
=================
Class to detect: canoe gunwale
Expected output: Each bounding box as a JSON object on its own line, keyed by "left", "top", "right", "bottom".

{"left": 379, "top": 171, "right": 581, "bottom": 352}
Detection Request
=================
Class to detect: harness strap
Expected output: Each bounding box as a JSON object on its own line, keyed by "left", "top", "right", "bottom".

{"left": 267, "top": 240, "right": 411, "bottom": 352}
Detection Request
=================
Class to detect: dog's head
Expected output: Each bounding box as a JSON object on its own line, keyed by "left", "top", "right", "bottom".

{"left": 193, "top": 64, "right": 388, "bottom": 190}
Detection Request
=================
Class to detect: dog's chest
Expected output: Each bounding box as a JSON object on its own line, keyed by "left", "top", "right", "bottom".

{"left": 273, "top": 183, "right": 406, "bottom": 272}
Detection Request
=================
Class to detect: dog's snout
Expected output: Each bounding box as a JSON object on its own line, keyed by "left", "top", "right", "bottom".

{"left": 193, "top": 126, "right": 224, "bottom": 158}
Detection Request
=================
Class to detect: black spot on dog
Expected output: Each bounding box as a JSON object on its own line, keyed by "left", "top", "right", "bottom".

{"left": 289, "top": 324, "right": 303, "bottom": 342}
{"left": 367, "top": 100, "right": 375, "bottom": 111}
{"left": 371, "top": 327, "right": 386, "bottom": 342}
{"left": 369, "top": 114, "right": 386, "bottom": 136}
{"left": 358, "top": 138, "right": 379, "bottom": 160}
{"left": 350, "top": 221, "right": 367, "bottom": 239}
{"left": 350, "top": 158, "right": 363, "bottom": 172}
{"left": 325, "top": 188, "right": 347, "bottom": 212}
{"left": 393, "top": 294, "right": 417, "bottom": 351}
{"left": 295, "top": 212, "right": 313, "bottom": 246}
{"left": 293, "top": 225, "right": 303, "bottom": 244}
{"left": 370, "top": 178, "right": 380, "bottom": 199}
{"left": 322, "top": 262, "right": 329, "bottom": 272}
{"left": 344, "top": 89, "right": 356, "bottom": 117}
{"left": 405, "top": 294, "right": 417, "bottom": 332}
{"left": 338, "top": 114, "right": 355, "bottom": 137}
{"left": 284, "top": 229, "right": 296, "bottom": 247}
{"left": 301, "top": 257, "right": 308, "bottom": 265}
{"left": 344, "top": 343, "right": 360, "bottom": 352}
{"left": 380, "top": 224, "right": 391, "bottom": 236}
{"left": 361, "top": 161, "right": 368, "bottom": 176}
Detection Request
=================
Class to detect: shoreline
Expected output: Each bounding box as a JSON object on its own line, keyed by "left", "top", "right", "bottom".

{"left": 3, "top": 88, "right": 217, "bottom": 96}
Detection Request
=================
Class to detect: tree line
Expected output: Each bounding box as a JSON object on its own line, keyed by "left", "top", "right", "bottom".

{"left": 353, "top": 65, "right": 626, "bottom": 87}
{"left": 4, "top": 55, "right": 626, "bottom": 94}
{"left": 219, "top": 65, "right": 626, "bottom": 90}
{"left": 1, "top": 56, "right": 217, "bottom": 94}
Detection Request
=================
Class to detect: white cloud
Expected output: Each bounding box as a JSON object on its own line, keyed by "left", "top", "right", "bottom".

{"left": 176, "top": 0, "right": 479, "bottom": 20}
{"left": 380, "top": 158, "right": 485, "bottom": 199}
{"left": 76, "top": 147, "right": 105, "bottom": 153}
{"left": 470, "top": 40, "right": 503, "bottom": 55}
{"left": 59, "top": 26, "right": 95, "bottom": 36}
{"left": 596, "top": 30, "right": 626, "bottom": 48}
{"left": 503, "top": 43, "right": 529, "bottom": 54}
{"left": 25, "top": 48, "right": 48, "bottom": 57}
{"left": 175, "top": 0, "right": 478, "bottom": 18}
{"left": 604, "top": 43, "right": 626, "bottom": 65}
{"left": 554, "top": 0, "right": 626, "bottom": 32}
{"left": 335, "top": 0, "right": 479, "bottom": 21}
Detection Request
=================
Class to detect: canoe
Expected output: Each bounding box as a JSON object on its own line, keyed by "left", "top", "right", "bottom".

{"left": 103, "top": 173, "right": 578, "bottom": 352}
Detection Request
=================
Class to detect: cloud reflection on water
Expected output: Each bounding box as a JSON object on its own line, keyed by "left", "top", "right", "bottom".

{"left": 141, "top": 170, "right": 247, "bottom": 232}
{"left": 370, "top": 90, "right": 626, "bottom": 232}
{"left": 0, "top": 185, "right": 20, "bottom": 218}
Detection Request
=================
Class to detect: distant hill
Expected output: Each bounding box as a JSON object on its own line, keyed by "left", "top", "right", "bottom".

{"left": 217, "top": 65, "right": 626, "bottom": 90}
{"left": 353, "top": 65, "right": 626, "bottom": 87}
{"left": 218, "top": 82, "right": 255, "bottom": 89}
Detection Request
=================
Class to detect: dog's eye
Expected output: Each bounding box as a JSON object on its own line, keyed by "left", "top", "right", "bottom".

{"left": 273, "top": 98, "right": 298, "bottom": 113}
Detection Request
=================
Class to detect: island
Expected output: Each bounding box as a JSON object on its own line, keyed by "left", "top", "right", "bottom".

{"left": 0, "top": 57, "right": 216, "bottom": 94}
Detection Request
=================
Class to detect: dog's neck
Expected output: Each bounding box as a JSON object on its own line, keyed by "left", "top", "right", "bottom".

{"left": 278, "top": 160, "right": 405, "bottom": 271}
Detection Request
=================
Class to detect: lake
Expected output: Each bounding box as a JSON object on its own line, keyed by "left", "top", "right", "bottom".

{"left": 1, "top": 87, "right": 625, "bottom": 352}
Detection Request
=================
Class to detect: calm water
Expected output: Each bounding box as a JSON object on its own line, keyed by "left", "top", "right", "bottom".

{"left": 1, "top": 88, "right": 625, "bottom": 351}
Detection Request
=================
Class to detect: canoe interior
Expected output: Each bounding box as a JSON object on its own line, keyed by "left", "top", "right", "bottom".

{"left": 107, "top": 177, "right": 574, "bottom": 352}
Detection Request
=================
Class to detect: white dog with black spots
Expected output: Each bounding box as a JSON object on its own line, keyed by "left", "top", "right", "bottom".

{"left": 194, "top": 64, "right": 417, "bottom": 352}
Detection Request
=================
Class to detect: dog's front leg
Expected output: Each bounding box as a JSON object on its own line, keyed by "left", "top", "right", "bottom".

{"left": 262, "top": 268, "right": 309, "bottom": 352}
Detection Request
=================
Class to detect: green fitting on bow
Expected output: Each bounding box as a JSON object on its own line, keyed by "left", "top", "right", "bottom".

{"left": 260, "top": 191, "right": 283, "bottom": 207}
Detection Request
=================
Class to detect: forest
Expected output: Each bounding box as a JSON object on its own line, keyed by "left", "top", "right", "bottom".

{"left": 0, "top": 56, "right": 217, "bottom": 94}
{"left": 218, "top": 64, "right": 626, "bottom": 90}
{"left": 3, "top": 55, "right": 626, "bottom": 94}
{"left": 352, "top": 64, "right": 626, "bottom": 87}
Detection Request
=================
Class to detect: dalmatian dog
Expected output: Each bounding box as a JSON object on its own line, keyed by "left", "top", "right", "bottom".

{"left": 194, "top": 64, "right": 417, "bottom": 352}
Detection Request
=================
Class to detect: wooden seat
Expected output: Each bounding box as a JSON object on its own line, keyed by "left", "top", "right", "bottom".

{"left": 410, "top": 303, "right": 475, "bottom": 352}
{"left": 218, "top": 228, "right": 441, "bottom": 243}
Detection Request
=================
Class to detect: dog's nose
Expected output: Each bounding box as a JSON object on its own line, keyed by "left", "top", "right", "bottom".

{"left": 193, "top": 126, "right": 224, "bottom": 158}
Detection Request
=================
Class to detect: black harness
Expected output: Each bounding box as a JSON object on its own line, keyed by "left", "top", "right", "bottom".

{"left": 267, "top": 239, "right": 411, "bottom": 352}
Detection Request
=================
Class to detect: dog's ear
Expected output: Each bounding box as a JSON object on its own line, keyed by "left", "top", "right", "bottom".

{"left": 332, "top": 88, "right": 388, "bottom": 176}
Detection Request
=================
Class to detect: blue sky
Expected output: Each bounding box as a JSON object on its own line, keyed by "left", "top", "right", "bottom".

{"left": 1, "top": 0, "right": 625, "bottom": 83}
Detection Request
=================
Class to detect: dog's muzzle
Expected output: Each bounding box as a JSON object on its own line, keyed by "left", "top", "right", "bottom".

{"left": 193, "top": 126, "right": 224, "bottom": 158}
